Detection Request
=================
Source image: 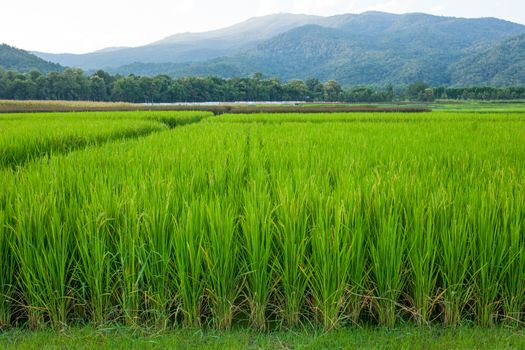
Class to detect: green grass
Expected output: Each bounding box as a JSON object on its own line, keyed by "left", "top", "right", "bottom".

{"left": 1, "top": 326, "right": 525, "bottom": 349}
{"left": 1, "top": 111, "right": 525, "bottom": 333}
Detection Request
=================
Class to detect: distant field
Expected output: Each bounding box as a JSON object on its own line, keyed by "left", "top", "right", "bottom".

{"left": 303, "top": 100, "right": 525, "bottom": 112}
{"left": 1, "top": 110, "right": 525, "bottom": 350}
{"left": 431, "top": 100, "right": 525, "bottom": 112}
{"left": 0, "top": 99, "right": 430, "bottom": 113}
{"left": 209, "top": 111, "right": 525, "bottom": 124}
{"left": 3, "top": 99, "right": 525, "bottom": 114}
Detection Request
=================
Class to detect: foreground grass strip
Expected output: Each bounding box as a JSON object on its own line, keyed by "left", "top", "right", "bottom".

{"left": 1, "top": 327, "right": 525, "bottom": 350}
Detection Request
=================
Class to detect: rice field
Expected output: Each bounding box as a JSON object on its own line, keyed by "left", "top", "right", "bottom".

{"left": 0, "top": 111, "right": 524, "bottom": 331}
{"left": 0, "top": 111, "right": 211, "bottom": 168}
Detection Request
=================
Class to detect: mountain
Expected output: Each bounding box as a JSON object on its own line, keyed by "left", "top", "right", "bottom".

{"left": 205, "top": 13, "right": 525, "bottom": 85}
{"left": 0, "top": 44, "right": 63, "bottom": 73}
{"left": 33, "top": 12, "right": 525, "bottom": 86}
{"left": 33, "top": 13, "right": 336, "bottom": 70}
{"left": 152, "top": 13, "right": 331, "bottom": 46}
{"left": 93, "top": 47, "right": 130, "bottom": 53}
{"left": 450, "top": 34, "right": 525, "bottom": 86}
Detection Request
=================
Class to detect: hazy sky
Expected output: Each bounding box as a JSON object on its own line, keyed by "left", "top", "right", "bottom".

{"left": 2, "top": 0, "right": 524, "bottom": 54}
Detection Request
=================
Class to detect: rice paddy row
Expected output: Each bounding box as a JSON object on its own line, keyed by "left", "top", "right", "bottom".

{"left": 0, "top": 111, "right": 212, "bottom": 168}
{"left": 209, "top": 111, "right": 525, "bottom": 123}
{"left": 0, "top": 112, "right": 524, "bottom": 330}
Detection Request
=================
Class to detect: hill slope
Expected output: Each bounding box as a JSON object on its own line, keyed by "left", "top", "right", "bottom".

{"left": 0, "top": 44, "right": 63, "bottom": 73}
{"left": 33, "top": 12, "right": 525, "bottom": 86}
{"left": 216, "top": 13, "right": 525, "bottom": 85}
{"left": 34, "top": 13, "right": 337, "bottom": 70}
{"left": 450, "top": 34, "right": 525, "bottom": 86}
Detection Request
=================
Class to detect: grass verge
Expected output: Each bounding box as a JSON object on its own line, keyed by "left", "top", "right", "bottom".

{"left": 1, "top": 326, "right": 524, "bottom": 349}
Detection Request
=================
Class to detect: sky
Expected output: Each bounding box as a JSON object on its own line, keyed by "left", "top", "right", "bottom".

{"left": 2, "top": 0, "right": 524, "bottom": 54}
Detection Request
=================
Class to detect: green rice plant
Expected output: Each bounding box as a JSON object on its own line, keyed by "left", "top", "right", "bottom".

{"left": 0, "top": 172, "right": 15, "bottom": 328}
{"left": 210, "top": 112, "right": 525, "bottom": 125}
{"left": 0, "top": 119, "right": 165, "bottom": 169}
{"left": 137, "top": 186, "right": 179, "bottom": 328}
{"left": 0, "top": 111, "right": 212, "bottom": 169}
{"left": 368, "top": 192, "right": 407, "bottom": 327}
{"left": 439, "top": 200, "right": 472, "bottom": 326}
{"left": 74, "top": 208, "right": 115, "bottom": 326}
{"left": 241, "top": 181, "right": 275, "bottom": 331}
{"left": 112, "top": 195, "right": 143, "bottom": 326}
{"left": 470, "top": 185, "right": 509, "bottom": 327}
{"left": 202, "top": 199, "right": 240, "bottom": 330}
{"left": 173, "top": 200, "right": 206, "bottom": 328}
{"left": 501, "top": 191, "right": 525, "bottom": 325}
{"left": 344, "top": 193, "right": 367, "bottom": 325}
{"left": 308, "top": 194, "right": 353, "bottom": 330}
{"left": 0, "top": 111, "right": 524, "bottom": 331}
{"left": 0, "top": 207, "right": 15, "bottom": 329}
{"left": 406, "top": 199, "right": 439, "bottom": 325}
{"left": 147, "top": 112, "right": 211, "bottom": 128}
{"left": 11, "top": 191, "right": 73, "bottom": 329}
{"left": 274, "top": 184, "right": 309, "bottom": 328}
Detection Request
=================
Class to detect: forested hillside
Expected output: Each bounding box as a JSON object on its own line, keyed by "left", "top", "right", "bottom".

{"left": 0, "top": 44, "right": 63, "bottom": 73}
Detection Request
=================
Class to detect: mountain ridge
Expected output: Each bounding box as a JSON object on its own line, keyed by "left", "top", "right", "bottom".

{"left": 22, "top": 12, "right": 525, "bottom": 86}
{"left": 0, "top": 44, "right": 64, "bottom": 73}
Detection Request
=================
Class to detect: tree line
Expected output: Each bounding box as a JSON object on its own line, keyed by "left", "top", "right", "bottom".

{"left": 1, "top": 68, "right": 525, "bottom": 103}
